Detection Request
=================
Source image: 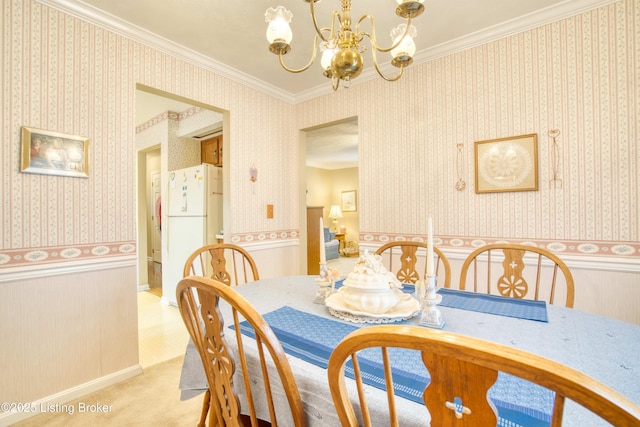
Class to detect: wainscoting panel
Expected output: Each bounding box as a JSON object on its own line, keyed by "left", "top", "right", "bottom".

{"left": 0, "top": 264, "right": 138, "bottom": 404}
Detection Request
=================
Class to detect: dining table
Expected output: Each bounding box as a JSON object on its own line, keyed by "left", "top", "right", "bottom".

{"left": 178, "top": 275, "right": 640, "bottom": 427}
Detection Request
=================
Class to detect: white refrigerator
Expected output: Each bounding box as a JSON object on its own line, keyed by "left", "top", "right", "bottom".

{"left": 162, "top": 164, "right": 223, "bottom": 305}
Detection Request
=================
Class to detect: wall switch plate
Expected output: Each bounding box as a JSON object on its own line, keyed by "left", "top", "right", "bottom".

{"left": 267, "top": 204, "right": 274, "bottom": 219}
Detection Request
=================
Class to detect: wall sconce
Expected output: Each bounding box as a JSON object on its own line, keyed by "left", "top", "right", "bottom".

{"left": 249, "top": 163, "right": 258, "bottom": 195}
{"left": 329, "top": 205, "right": 343, "bottom": 232}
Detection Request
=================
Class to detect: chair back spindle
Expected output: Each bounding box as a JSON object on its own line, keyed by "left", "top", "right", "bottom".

{"left": 459, "top": 244, "right": 574, "bottom": 307}
{"left": 374, "top": 241, "right": 451, "bottom": 288}
{"left": 184, "top": 243, "right": 259, "bottom": 286}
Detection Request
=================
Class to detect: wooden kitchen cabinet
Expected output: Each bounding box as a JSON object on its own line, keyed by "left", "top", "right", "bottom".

{"left": 201, "top": 135, "right": 223, "bottom": 166}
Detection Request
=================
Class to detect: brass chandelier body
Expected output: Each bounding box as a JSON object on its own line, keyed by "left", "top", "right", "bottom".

{"left": 266, "top": 0, "right": 425, "bottom": 91}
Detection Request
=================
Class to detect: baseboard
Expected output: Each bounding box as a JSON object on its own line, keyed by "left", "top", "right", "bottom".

{"left": 160, "top": 295, "right": 176, "bottom": 307}
{"left": 138, "top": 284, "right": 150, "bottom": 292}
{"left": 0, "top": 364, "right": 143, "bottom": 426}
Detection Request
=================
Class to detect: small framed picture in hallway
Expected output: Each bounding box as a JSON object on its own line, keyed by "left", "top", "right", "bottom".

{"left": 341, "top": 190, "right": 357, "bottom": 212}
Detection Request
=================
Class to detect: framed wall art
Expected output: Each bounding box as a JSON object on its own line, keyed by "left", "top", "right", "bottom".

{"left": 21, "top": 126, "right": 90, "bottom": 178}
{"left": 474, "top": 134, "right": 538, "bottom": 193}
{"left": 341, "top": 190, "right": 357, "bottom": 212}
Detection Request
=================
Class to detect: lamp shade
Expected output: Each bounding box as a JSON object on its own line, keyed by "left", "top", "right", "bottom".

{"left": 329, "top": 205, "right": 343, "bottom": 219}
{"left": 265, "top": 6, "right": 293, "bottom": 44}
{"left": 390, "top": 24, "right": 417, "bottom": 59}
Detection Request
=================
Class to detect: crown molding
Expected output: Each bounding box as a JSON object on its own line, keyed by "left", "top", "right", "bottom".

{"left": 35, "top": 0, "right": 295, "bottom": 103}
{"left": 37, "top": 0, "right": 618, "bottom": 105}
{"left": 411, "top": 0, "right": 621, "bottom": 64}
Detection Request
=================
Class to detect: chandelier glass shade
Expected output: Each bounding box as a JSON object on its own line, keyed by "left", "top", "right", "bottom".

{"left": 265, "top": 0, "right": 425, "bottom": 91}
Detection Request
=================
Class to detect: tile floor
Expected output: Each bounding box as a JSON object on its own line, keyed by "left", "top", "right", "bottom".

{"left": 137, "top": 291, "right": 190, "bottom": 368}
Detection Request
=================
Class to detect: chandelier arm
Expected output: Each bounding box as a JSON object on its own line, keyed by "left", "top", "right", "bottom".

{"left": 370, "top": 48, "right": 405, "bottom": 82}
{"left": 358, "top": 15, "right": 414, "bottom": 53}
{"left": 277, "top": 33, "right": 321, "bottom": 74}
{"left": 265, "top": 1, "right": 419, "bottom": 90}
{"left": 309, "top": 0, "right": 340, "bottom": 42}
{"left": 331, "top": 75, "right": 340, "bottom": 91}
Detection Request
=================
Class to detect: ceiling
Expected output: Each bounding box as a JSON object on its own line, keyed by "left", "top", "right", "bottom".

{"left": 47, "top": 0, "right": 605, "bottom": 169}
{"left": 305, "top": 119, "right": 359, "bottom": 170}
{"left": 42, "top": 0, "right": 598, "bottom": 99}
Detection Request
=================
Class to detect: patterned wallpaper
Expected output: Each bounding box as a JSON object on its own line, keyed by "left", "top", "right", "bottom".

{"left": 0, "top": 0, "right": 295, "bottom": 269}
{"left": 0, "top": 0, "right": 638, "bottom": 271}
{"left": 294, "top": 0, "right": 639, "bottom": 258}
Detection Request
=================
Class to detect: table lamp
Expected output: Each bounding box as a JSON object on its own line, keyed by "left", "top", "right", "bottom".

{"left": 328, "top": 205, "right": 343, "bottom": 232}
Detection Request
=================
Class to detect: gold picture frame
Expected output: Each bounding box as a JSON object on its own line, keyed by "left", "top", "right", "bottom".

{"left": 474, "top": 134, "right": 538, "bottom": 193}
{"left": 21, "top": 126, "right": 90, "bottom": 178}
{"left": 341, "top": 190, "right": 357, "bottom": 212}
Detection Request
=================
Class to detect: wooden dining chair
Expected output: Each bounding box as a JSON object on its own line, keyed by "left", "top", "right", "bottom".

{"left": 327, "top": 325, "right": 640, "bottom": 427}
{"left": 177, "top": 276, "right": 307, "bottom": 427}
{"left": 183, "top": 243, "right": 259, "bottom": 287}
{"left": 459, "top": 243, "right": 575, "bottom": 307}
{"left": 183, "top": 243, "right": 260, "bottom": 426}
{"left": 374, "top": 241, "right": 451, "bottom": 288}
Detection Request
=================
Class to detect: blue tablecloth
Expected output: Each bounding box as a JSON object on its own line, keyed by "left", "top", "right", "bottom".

{"left": 236, "top": 306, "right": 554, "bottom": 427}
{"left": 335, "top": 280, "right": 549, "bottom": 322}
{"left": 438, "top": 287, "right": 547, "bottom": 322}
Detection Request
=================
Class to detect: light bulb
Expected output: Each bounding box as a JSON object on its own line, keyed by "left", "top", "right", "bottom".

{"left": 320, "top": 41, "right": 337, "bottom": 71}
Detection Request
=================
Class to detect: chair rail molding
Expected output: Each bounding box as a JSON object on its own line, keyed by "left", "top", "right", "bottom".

{"left": 0, "top": 256, "right": 136, "bottom": 283}
{"left": 359, "top": 243, "right": 640, "bottom": 274}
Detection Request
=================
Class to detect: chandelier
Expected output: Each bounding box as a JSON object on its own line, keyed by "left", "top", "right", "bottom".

{"left": 265, "top": 1, "right": 425, "bottom": 91}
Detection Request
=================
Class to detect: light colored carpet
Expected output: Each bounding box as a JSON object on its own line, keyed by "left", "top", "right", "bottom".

{"left": 13, "top": 357, "right": 203, "bottom": 426}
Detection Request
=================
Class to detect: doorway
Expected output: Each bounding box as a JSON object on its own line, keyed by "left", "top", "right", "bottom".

{"left": 134, "top": 87, "right": 228, "bottom": 365}
{"left": 134, "top": 86, "right": 226, "bottom": 296}
{"left": 303, "top": 117, "right": 360, "bottom": 272}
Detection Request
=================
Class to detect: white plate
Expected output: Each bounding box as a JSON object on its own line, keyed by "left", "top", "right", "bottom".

{"left": 325, "top": 292, "right": 420, "bottom": 324}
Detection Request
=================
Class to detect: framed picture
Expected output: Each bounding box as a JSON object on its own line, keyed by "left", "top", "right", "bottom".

{"left": 21, "top": 126, "right": 89, "bottom": 178}
{"left": 474, "top": 134, "right": 538, "bottom": 193}
{"left": 341, "top": 190, "right": 357, "bottom": 212}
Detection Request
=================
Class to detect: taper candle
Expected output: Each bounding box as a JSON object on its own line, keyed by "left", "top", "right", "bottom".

{"left": 426, "top": 216, "right": 434, "bottom": 276}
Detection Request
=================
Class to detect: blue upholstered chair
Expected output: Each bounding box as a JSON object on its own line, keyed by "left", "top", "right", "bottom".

{"left": 324, "top": 227, "right": 340, "bottom": 260}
